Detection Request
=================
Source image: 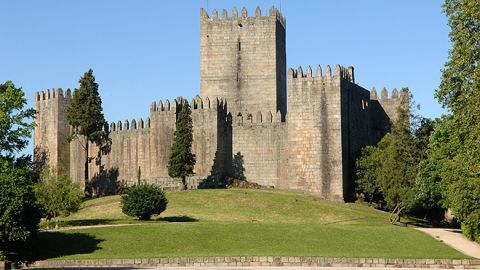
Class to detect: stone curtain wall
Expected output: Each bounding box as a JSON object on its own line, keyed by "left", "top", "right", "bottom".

{"left": 38, "top": 94, "right": 229, "bottom": 190}
{"left": 199, "top": 7, "right": 287, "bottom": 117}
{"left": 231, "top": 111, "right": 286, "bottom": 188}
{"left": 93, "top": 97, "right": 228, "bottom": 186}
{"left": 286, "top": 65, "right": 345, "bottom": 200}
{"left": 340, "top": 77, "right": 372, "bottom": 200}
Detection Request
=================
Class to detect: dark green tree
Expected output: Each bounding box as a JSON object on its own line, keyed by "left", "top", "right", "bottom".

{"left": 66, "top": 69, "right": 110, "bottom": 193}
{"left": 0, "top": 163, "right": 41, "bottom": 258}
{"left": 425, "top": 0, "right": 480, "bottom": 242}
{"left": 356, "top": 91, "right": 423, "bottom": 223}
{"left": 0, "top": 81, "right": 40, "bottom": 258}
{"left": 355, "top": 145, "right": 383, "bottom": 204}
{"left": 168, "top": 99, "right": 196, "bottom": 190}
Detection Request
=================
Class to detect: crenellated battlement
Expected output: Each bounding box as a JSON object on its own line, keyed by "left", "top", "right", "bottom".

{"left": 110, "top": 117, "right": 150, "bottom": 132}
{"left": 149, "top": 96, "right": 227, "bottom": 113}
{"left": 370, "top": 87, "right": 408, "bottom": 102}
{"left": 35, "top": 88, "right": 73, "bottom": 102}
{"left": 234, "top": 110, "right": 282, "bottom": 126}
{"left": 200, "top": 6, "right": 285, "bottom": 26}
{"left": 288, "top": 64, "right": 354, "bottom": 83}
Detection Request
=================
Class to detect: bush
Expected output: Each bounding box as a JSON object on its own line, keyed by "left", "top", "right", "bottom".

{"left": 34, "top": 169, "right": 83, "bottom": 221}
{"left": 121, "top": 184, "right": 168, "bottom": 220}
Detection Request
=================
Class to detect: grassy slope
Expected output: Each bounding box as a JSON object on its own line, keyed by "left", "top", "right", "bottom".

{"left": 29, "top": 189, "right": 468, "bottom": 260}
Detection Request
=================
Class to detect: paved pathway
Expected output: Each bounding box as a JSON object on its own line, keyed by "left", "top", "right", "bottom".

{"left": 40, "top": 223, "right": 142, "bottom": 232}
{"left": 417, "top": 228, "right": 480, "bottom": 259}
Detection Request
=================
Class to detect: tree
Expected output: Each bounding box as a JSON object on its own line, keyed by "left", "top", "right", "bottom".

{"left": 66, "top": 69, "right": 110, "bottom": 194}
{"left": 355, "top": 146, "right": 383, "bottom": 204}
{"left": 0, "top": 163, "right": 40, "bottom": 257}
{"left": 34, "top": 169, "right": 83, "bottom": 224}
{"left": 409, "top": 117, "right": 449, "bottom": 219}
{"left": 0, "top": 81, "right": 34, "bottom": 165}
{"left": 427, "top": 0, "right": 480, "bottom": 241}
{"left": 121, "top": 184, "right": 168, "bottom": 220}
{"left": 0, "top": 81, "right": 40, "bottom": 258}
{"left": 167, "top": 99, "right": 196, "bottom": 190}
{"left": 356, "top": 91, "right": 423, "bottom": 223}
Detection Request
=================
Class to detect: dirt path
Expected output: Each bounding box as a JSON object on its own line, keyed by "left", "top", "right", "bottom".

{"left": 417, "top": 228, "right": 480, "bottom": 259}
{"left": 40, "top": 223, "right": 143, "bottom": 232}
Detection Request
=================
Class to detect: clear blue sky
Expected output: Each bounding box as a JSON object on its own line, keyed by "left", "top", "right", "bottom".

{"left": 1, "top": 1, "right": 450, "bottom": 154}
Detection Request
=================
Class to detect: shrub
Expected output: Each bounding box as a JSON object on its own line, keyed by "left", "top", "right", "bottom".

{"left": 121, "top": 184, "right": 168, "bottom": 220}
{"left": 34, "top": 169, "right": 83, "bottom": 221}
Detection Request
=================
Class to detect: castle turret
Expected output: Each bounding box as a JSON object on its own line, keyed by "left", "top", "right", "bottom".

{"left": 200, "top": 6, "right": 286, "bottom": 119}
{"left": 34, "top": 88, "right": 71, "bottom": 175}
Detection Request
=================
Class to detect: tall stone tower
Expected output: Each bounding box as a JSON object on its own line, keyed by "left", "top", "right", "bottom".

{"left": 199, "top": 6, "right": 286, "bottom": 118}
{"left": 33, "top": 89, "right": 71, "bottom": 175}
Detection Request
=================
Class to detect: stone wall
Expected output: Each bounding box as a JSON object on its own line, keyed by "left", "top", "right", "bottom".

{"left": 26, "top": 257, "right": 480, "bottom": 269}
{"left": 339, "top": 75, "right": 372, "bottom": 200}
{"left": 199, "top": 6, "right": 287, "bottom": 117}
{"left": 369, "top": 87, "right": 408, "bottom": 144}
{"left": 231, "top": 111, "right": 286, "bottom": 188}
{"left": 286, "top": 65, "right": 346, "bottom": 200}
{"left": 35, "top": 95, "right": 232, "bottom": 193}
{"left": 34, "top": 89, "right": 71, "bottom": 176}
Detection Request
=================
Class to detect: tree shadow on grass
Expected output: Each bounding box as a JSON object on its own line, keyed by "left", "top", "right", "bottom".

{"left": 24, "top": 231, "right": 103, "bottom": 261}
{"left": 61, "top": 219, "right": 122, "bottom": 227}
{"left": 156, "top": 215, "right": 199, "bottom": 222}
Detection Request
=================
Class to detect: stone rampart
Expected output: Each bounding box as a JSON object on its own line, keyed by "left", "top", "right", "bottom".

{"left": 232, "top": 110, "right": 286, "bottom": 188}
{"left": 286, "top": 65, "right": 344, "bottom": 200}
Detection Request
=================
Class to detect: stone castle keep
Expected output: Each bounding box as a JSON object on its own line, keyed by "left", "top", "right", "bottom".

{"left": 34, "top": 6, "right": 407, "bottom": 201}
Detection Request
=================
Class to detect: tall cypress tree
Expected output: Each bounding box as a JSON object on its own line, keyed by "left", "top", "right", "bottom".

{"left": 168, "top": 99, "right": 196, "bottom": 190}
{"left": 66, "top": 69, "right": 109, "bottom": 193}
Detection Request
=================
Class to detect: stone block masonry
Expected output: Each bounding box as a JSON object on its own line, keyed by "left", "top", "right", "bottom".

{"left": 26, "top": 257, "right": 480, "bottom": 269}
{"left": 33, "top": 6, "right": 407, "bottom": 200}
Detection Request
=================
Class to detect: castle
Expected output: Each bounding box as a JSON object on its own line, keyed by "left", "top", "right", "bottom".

{"left": 34, "top": 6, "right": 407, "bottom": 201}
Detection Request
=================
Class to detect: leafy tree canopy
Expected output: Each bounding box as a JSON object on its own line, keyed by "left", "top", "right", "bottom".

{"left": 0, "top": 162, "right": 41, "bottom": 256}
{"left": 34, "top": 169, "right": 83, "bottom": 221}
{"left": 0, "top": 81, "right": 34, "bottom": 164}
{"left": 426, "top": 0, "right": 480, "bottom": 242}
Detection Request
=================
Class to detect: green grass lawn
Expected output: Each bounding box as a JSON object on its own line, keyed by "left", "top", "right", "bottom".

{"left": 28, "top": 188, "right": 469, "bottom": 260}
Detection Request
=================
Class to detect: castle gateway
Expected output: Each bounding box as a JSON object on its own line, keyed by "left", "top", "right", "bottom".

{"left": 34, "top": 7, "right": 406, "bottom": 201}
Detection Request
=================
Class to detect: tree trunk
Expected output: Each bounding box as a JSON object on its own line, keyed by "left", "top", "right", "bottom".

{"left": 389, "top": 205, "right": 399, "bottom": 224}
{"left": 390, "top": 205, "right": 404, "bottom": 224}
{"left": 84, "top": 141, "right": 89, "bottom": 194}
{"left": 182, "top": 176, "right": 188, "bottom": 191}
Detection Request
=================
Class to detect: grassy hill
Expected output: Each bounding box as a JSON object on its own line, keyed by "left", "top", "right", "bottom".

{"left": 27, "top": 188, "right": 468, "bottom": 260}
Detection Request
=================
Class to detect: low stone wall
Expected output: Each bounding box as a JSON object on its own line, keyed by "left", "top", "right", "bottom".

{"left": 27, "top": 256, "right": 480, "bottom": 269}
